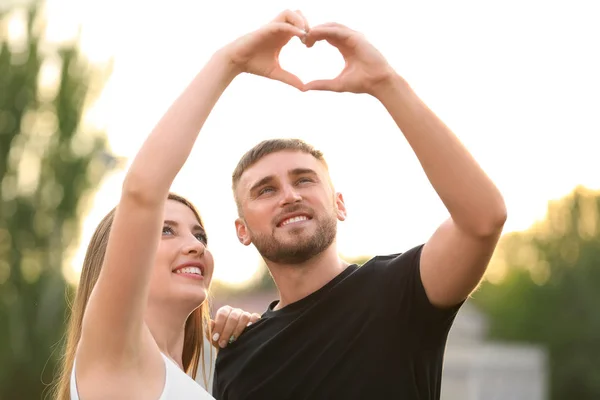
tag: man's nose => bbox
[280,184,302,206]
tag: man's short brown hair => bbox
[232,139,329,211]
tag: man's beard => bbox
[249,211,337,265]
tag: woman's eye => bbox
[162,226,174,235]
[195,233,208,244]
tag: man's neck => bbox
[267,244,350,310]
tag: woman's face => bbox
[148,199,214,312]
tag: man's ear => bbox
[235,218,252,246]
[335,192,347,221]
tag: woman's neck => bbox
[144,302,191,368]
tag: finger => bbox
[211,305,231,344]
[316,22,351,30]
[265,22,307,42]
[303,79,343,93]
[295,10,310,32]
[231,312,252,341]
[304,25,352,48]
[273,9,307,33]
[219,308,243,348]
[249,313,261,325]
[271,67,304,91]
[295,10,310,44]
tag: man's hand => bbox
[302,23,395,96]
[223,10,309,90]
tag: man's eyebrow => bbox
[249,175,275,193]
[289,168,317,176]
[248,168,319,194]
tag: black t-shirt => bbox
[213,244,463,400]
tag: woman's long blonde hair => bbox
[51,193,213,399]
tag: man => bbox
[212,12,507,400]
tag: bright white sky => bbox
[34,0,600,286]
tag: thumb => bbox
[303,78,342,92]
[270,67,304,90]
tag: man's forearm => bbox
[374,74,506,236]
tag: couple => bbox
[55,9,506,400]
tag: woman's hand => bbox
[211,305,262,348]
[222,9,309,90]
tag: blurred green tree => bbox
[0,2,113,398]
[473,186,600,400]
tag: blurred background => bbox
[1,0,599,399]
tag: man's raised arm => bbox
[303,23,507,308]
[375,76,507,308]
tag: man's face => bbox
[235,151,347,264]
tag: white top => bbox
[70,353,215,400]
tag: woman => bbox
[52,9,308,400]
[53,192,258,399]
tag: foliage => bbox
[473,186,600,399]
[0,2,112,398]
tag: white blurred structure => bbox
[441,303,548,400]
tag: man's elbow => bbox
[485,203,507,235]
[473,199,507,238]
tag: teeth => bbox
[281,216,308,226]
[174,267,202,275]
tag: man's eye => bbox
[259,187,275,195]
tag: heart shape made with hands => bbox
[278,38,345,86]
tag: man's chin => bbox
[264,249,315,265]
[277,223,314,236]
[274,233,314,249]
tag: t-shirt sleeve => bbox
[376,244,464,345]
